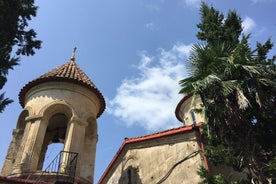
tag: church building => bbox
[97,95,208,184]
[0,51,212,183]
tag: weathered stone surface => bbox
[100,129,205,184]
[1,59,104,184]
[175,95,204,126]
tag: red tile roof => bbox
[19,59,105,117]
[124,124,196,143]
[98,124,203,184]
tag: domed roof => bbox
[175,94,191,122]
[19,55,105,117]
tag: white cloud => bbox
[251,0,272,4]
[145,22,158,31]
[242,16,257,33]
[108,43,192,132]
[182,0,202,8]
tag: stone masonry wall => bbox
[103,130,204,184]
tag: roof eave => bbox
[19,78,106,118]
[175,94,192,122]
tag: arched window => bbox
[190,111,196,124]
[37,113,68,170]
[42,143,64,170]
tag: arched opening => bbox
[37,113,68,170]
[16,109,30,130]
[15,109,30,148]
[118,166,142,184]
[42,142,64,170]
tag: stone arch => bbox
[14,107,33,162]
[39,100,74,122]
[36,101,74,170]
[16,106,33,130]
[122,155,138,171]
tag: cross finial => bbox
[71,47,77,61]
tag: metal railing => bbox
[27,151,78,184]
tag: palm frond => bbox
[189,93,197,109]
[257,78,276,88]
[193,74,221,93]
[179,76,197,94]
[241,65,261,76]
[255,91,262,107]
[236,88,250,110]
[0,92,13,113]
[221,80,238,96]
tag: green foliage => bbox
[0,0,41,112]
[198,167,250,184]
[180,3,276,183]
[197,2,242,47]
[269,157,276,179]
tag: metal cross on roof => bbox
[71,47,77,61]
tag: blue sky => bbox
[0,0,275,183]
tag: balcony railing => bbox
[27,151,78,184]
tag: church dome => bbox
[175,95,204,125]
[19,56,105,117]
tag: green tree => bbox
[0,0,41,112]
[179,3,276,183]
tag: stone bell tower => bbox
[1,49,105,184]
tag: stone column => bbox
[11,119,32,175]
[80,133,98,181]
[62,116,87,176]
[79,117,98,182]
[12,116,46,174]
[1,128,24,175]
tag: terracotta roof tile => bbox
[19,60,105,117]
[124,124,194,143]
[38,60,97,87]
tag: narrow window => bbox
[128,168,131,184]
[190,111,196,124]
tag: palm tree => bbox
[179,36,276,183]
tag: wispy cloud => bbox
[182,0,202,8]
[108,43,192,132]
[251,0,273,4]
[242,16,256,33]
[145,22,158,31]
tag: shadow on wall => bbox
[118,166,142,184]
